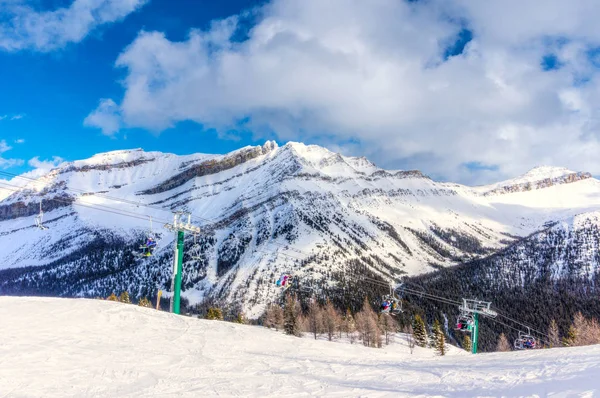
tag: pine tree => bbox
[463,335,472,352]
[562,325,576,347]
[412,315,428,348]
[138,297,152,308]
[118,291,131,304]
[107,292,118,302]
[496,333,511,352]
[235,312,246,324]
[283,294,302,337]
[433,319,446,356]
[548,319,560,348]
[206,307,224,320]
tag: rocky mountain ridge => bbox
[0,141,599,317]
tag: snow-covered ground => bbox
[0,297,598,397]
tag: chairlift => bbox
[35,201,49,230]
[275,273,293,289]
[135,217,157,258]
[380,284,403,316]
[455,314,474,332]
[514,328,537,350]
[190,233,202,260]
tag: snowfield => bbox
[0,297,598,397]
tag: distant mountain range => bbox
[1,141,598,321]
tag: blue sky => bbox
[1,0,600,184]
[0,0,270,176]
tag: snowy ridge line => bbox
[0,170,213,225]
[0,180,172,225]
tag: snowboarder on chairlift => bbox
[380,299,391,312]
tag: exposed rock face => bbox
[140,142,278,195]
[482,171,592,196]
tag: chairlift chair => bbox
[190,233,203,260]
[380,284,403,316]
[35,201,49,230]
[455,314,474,332]
[136,217,157,258]
[514,329,537,350]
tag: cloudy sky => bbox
[1,0,599,184]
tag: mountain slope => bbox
[1,296,598,397]
[0,141,599,316]
[409,211,600,351]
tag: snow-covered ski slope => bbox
[0,297,598,398]
[1,141,600,316]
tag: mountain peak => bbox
[520,166,577,180]
[480,165,592,196]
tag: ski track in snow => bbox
[0,297,598,398]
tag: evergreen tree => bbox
[496,333,511,352]
[118,291,131,304]
[206,307,224,320]
[412,315,428,348]
[562,325,576,347]
[463,335,472,352]
[235,312,246,324]
[548,319,560,348]
[138,297,152,308]
[107,292,118,302]
[433,319,446,356]
[283,294,302,337]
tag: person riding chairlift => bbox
[380,299,392,313]
[276,274,290,287]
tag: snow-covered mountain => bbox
[1,141,599,317]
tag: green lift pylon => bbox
[459,299,496,354]
[165,212,201,315]
[471,312,479,354]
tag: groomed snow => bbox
[1,297,598,397]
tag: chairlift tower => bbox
[164,211,201,315]
[459,298,497,354]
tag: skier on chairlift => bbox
[140,236,157,257]
[276,274,291,288]
[380,298,392,313]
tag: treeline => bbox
[261,294,447,355]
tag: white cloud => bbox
[0,0,148,52]
[28,156,65,171]
[10,114,24,120]
[14,139,25,144]
[0,115,7,121]
[0,139,24,169]
[84,98,121,136]
[87,0,600,183]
